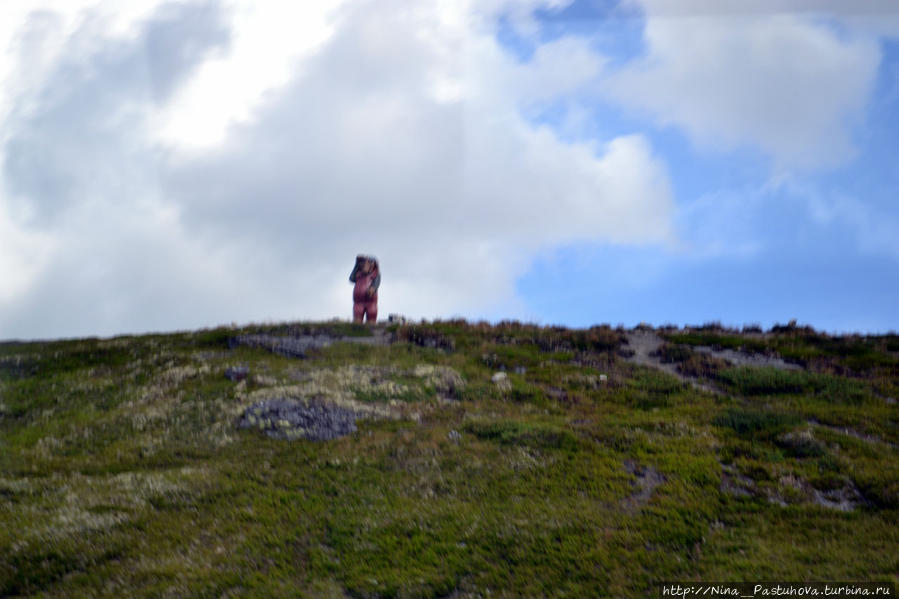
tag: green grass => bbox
[665,332,767,353]
[1,320,896,597]
[463,420,581,451]
[715,366,872,403]
[713,407,801,438]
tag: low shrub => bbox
[463,420,579,452]
[396,325,455,351]
[715,367,871,403]
[713,408,800,438]
[776,430,826,458]
[656,343,728,379]
[716,367,807,395]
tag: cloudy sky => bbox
[1,0,898,339]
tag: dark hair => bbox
[356,254,378,267]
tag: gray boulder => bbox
[236,398,357,441]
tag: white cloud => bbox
[153,1,345,148]
[766,176,899,259]
[164,0,674,321]
[0,0,674,338]
[627,0,899,17]
[0,1,162,122]
[0,206,56,305]
[608,0,883,169]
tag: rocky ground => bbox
[230,327,393,357]
[236,398,358,441]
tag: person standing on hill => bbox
[349,255,380,323]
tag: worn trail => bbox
[620,329,803,393]
[621,330,683,380]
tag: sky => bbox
[1,0,898,339]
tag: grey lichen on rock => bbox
[236,398,357,441]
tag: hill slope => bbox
[1,320,897,597]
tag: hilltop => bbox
[1,320,897,597]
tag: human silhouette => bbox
[349,254,380,323]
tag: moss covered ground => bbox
[1,320,896,597]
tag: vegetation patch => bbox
[776,429,826,458]
[1,320,896,597]
[396,323,456,351]
[713,407,800,438]
[665,331,766,353]
[715,366,871,403]
[665,323,899,376]
[463,420,580,452]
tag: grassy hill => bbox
[1,320,897,597]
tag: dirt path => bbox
[622,330,720,393]
[620,329,803,393]
[621,330,684,380]
[622,460,665,511]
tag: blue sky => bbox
[508,1,899,332]
[0,0,897,338]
